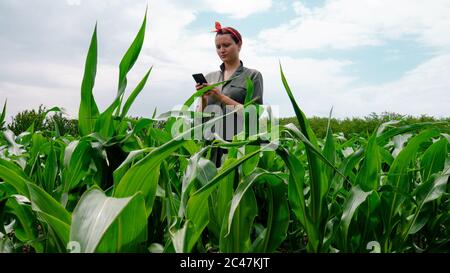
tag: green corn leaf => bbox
[37,211,71,249]
[382,129,441,245]
[283,123,345,179]
[377,122,443,145]
[207,158,234,241]
[225,168,284,236]
[178,147,215,218]
[115,9,147,115]
[279,63,319,147]
[62,140,92,193]
[407,210,430,235]
[0,158,30,197]
[43,142,58,194]
[402,168,449,241]
[78,24,99,136]
[115,99,255,221]
[114,162,161,217]
[279,63,327,228]
[242,145,260,177]
[112,148,151,184]
[160,161,179,228]
[27,183,71,225]
[355,131,380,192]
[71,188,147,253]
[43,106,62,118]
[192,147,262,196]
[95,10,147,138]
[3,130,26,168]
[170,195,207,253]
[94,108,116,138]
[340,185,372,251]
[0,99,6,128]
[219,183,257,253]
[379,146,394,166]
[252,183,290,253]
[330,147,363,195]
[114,141,184,215]
[173,146,263,253]
[27,133,46,177]
[225,168,288,253]
[5,199,43,252]
[120,66,153,119]
[416,168,449,214]
[0,197,8,236]
[420,138,447,183]
[276,147,319,252]
[244,77,254,104]
[323,108,336,182]
[26,183,71,246]
[386,129,440,208]
[170,219,191,253]
[183,80,229,108]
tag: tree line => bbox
[5,105,449,139]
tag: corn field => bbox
[1,13,449,254]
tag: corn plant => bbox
[0,10,449,253]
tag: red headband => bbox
[212,21,242,44]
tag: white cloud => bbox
[240,38,358,117]
[260,0,450,51]
[248,0,450,118]
[273,1,289,13]
[0,0,207,119]
[0,82,80,122]
[242,36,450,118]
[345,54,450,117]
[66,0,81,6]
[293,2,312,17]
[202,0,272,19]
[246,52,450,119]
[268,52,450,119]
[1,0,449,122]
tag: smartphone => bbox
[192,73,208,85]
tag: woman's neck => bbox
[223,59,241,72]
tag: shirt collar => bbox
[220,60,244,73]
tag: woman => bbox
[195,22,264,167]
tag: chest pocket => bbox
[225,84,247,104]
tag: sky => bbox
[1,0,449,121]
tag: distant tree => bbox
[7,105,78,136]
[45,112,78,136]
[7,105,47,135]
[280,112,449,139]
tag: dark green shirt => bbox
[204,60,263,106]
[203,61,264,141]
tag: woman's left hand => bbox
[204,86,224,102]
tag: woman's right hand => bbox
[196,83,210,99]
[195,83,206,91]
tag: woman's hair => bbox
[213,22,242,45]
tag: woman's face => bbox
[215,34,241,63]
